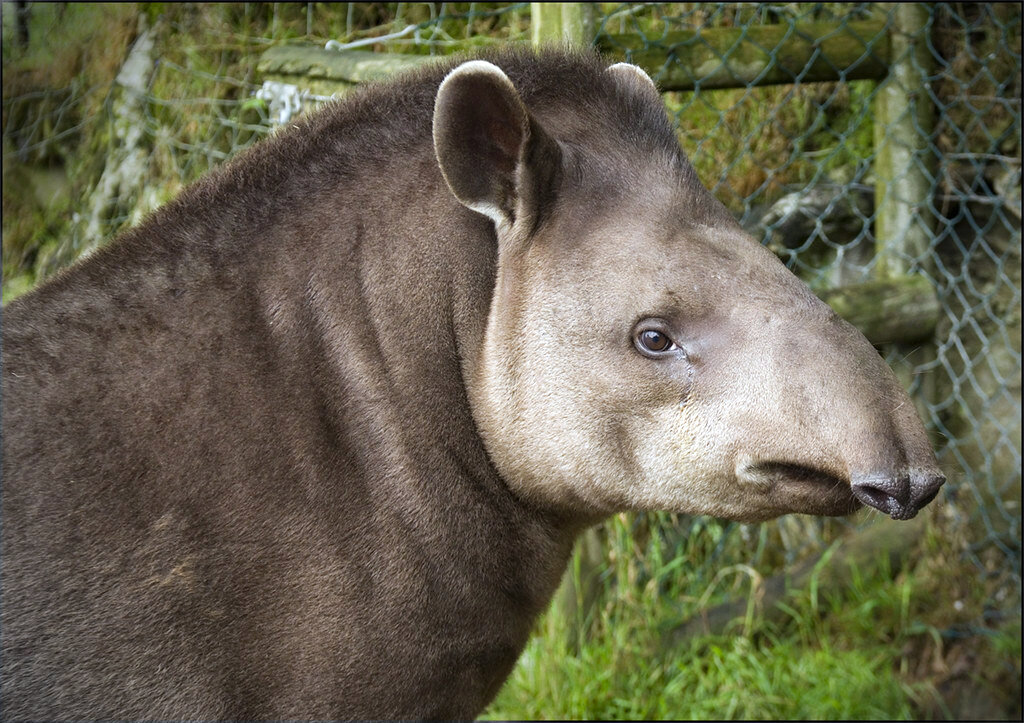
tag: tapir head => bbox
[432,57,944,524]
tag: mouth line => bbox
[740,460,849,491]
[737,459,861,517]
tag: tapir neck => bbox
[10,137,580,718]
[241,174,581,713]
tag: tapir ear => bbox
[606,62,660,98]
[433,60,561,233]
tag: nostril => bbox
[851,479,898,514]
[850,474,913,519]
[910,471,946,508]
[852,471,945,520]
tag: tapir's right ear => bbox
[433,60,561,234]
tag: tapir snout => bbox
[725,292,946,521]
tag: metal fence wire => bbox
[595,3,1022,588]
[1,3,1020,604]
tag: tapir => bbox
[1,48,944,720]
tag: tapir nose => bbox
[850,470,945,520]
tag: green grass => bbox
[482,510,1020,720]
[484,608,922,719]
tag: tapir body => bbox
[1,49,943,719]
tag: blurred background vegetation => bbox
[2,3,1020,719]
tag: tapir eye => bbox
[633,322,680,358]
[639,330,672,352]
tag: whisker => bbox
[896,346,922,364]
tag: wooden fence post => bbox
[872,3,939,435]
[531,3,596,47]
[873,3,937,279]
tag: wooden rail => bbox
[596,19,890,90]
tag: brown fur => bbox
[1,48,942,719]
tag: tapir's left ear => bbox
[433,60,561,234]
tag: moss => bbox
[664,84,823,214]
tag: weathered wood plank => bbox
[257,45,435,85]
[260,17,890,94]
[596,19,890,90]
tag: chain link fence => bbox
[2,2,1020,617]
[596,2,1022,598]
